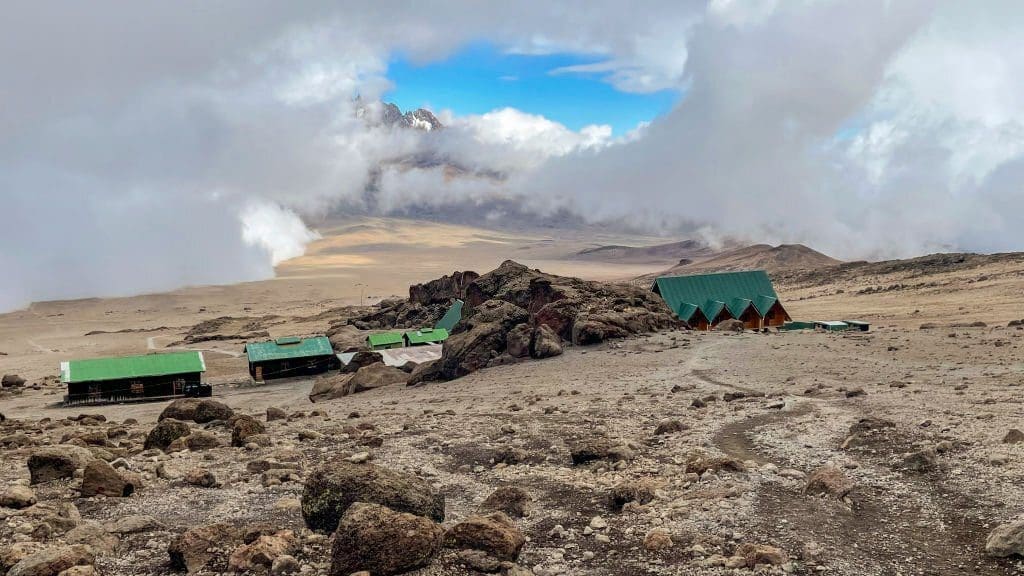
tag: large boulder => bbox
[80,460,139,497]
[302,461,444,533]
[6,545,94,576]
[437,300,530,380]
[144,419,192,451]
[168,523,240,573]
[531,324,563,359]
[312,362,409,402]
[443,512,525,561]
[506,324,532,358]
[714,319,746,332]
[340,351,384,374]
[159,399,234,423]
[329,503,444,576]
[27,445,94,484]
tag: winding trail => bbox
[145,334,243,358]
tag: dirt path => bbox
[709,401,1015,575]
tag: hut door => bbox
[172,379,184,395]
[255,366,263,381]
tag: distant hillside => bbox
[636,243,840,283]
[572,240,717,265]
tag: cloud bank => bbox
[3,0,1024,310]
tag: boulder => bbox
[0,543,46,574]
[480,486,532,518]
[340,351,384,374]
[2,374,26,388]
[902,448,938,473]
[1003,429,1024,444]
[506,324,532,358]
[329,502,444,576]
[158,399,202,422]
[346,363,409,395]
[167,430,223,452]
[27,445,94,484]
[184,468,219,488]
[6,546,94,576]
[104,515,164,535]
[231,415,266,447]
[144,419,192,451]
[734,543,788,568]
[438,301,530,380]
[228,530,297,572]
[406,360,442,386]
[805,466,854,499]
[409,270,478,305]
[987,518,1024,557]
[531,324,563,359]
[443,512,525,561]
[643,529,673,552]
[63,522,119,555]
[158,399,234,423]
[610,479,657,510]
[81,460,138,497]
[654,418,688,435]
[568,437,636,465]
[168,523,240,574]
[266,407,287,422]
[302,461,444,533]
[0,486,37,509]
[714,319,746,332]
[191,400,234,423]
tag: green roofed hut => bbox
[404,328,449,346]
[244,336,339,381]
[61,351,207,406]
[652,270,791,330]
[367,332,404,351]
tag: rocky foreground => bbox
[4,317,1024,575]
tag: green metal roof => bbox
[653,270,782,323]
[61,351,205,384]
[434,299,464,332]
[367,332,404,347]
[404,328,449,345]
[245,336,333,363]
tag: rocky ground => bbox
[4,318,1024,575]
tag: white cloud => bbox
[241,202,322,265]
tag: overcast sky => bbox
[2,1,1023,311]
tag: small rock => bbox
[0,486,38,509]
[444,512,526,561]
[643,529,673,552]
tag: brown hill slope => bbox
[571,239,717,264]
[640,243,840,281]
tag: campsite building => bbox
[404,328,449,346]
[652,270,791,330]
[61,351,207,406]
[367,332,405,351]
[244,336,339,381]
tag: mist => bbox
[3,1,1024,311]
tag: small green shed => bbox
[367,332,405,350]
[404,328,449,346]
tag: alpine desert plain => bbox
[2,217,1024,576]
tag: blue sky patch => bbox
[385,42,680,135]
